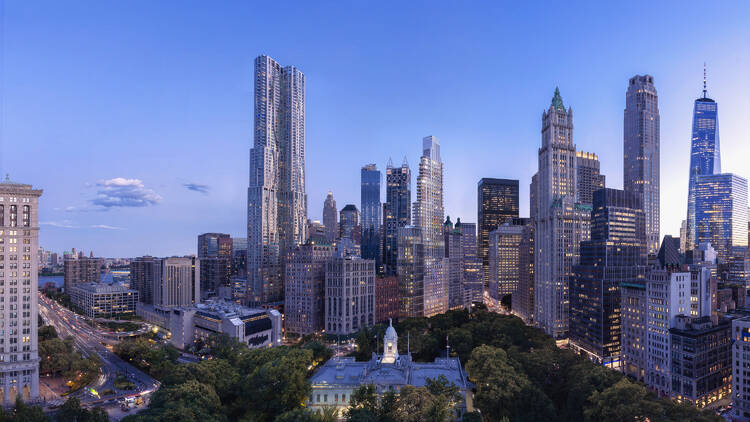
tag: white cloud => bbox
[91,178,162,209]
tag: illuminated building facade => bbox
[478,178,519,287]
[284,243,334,336]
[383,159,411,276]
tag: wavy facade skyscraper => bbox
[686,74,721,251]
[247,55,307,305]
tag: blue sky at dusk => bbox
[2,1,749,257]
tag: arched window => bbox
[22,206,30,227]
[9,206,16,227]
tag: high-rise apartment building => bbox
[456,221,483,305]
[130,256,163,305]
[375,276,399,323]
[621,280,647,382]
[284,243,333,336]
[398,226,424,318]
[534,88,591,339]
[197,233,232,259]
[624,75,660,255]
[478,178,519,287]
[686,76,721,250]
[414,136,447,317]
[488,218,532,303]
[247,55,307,306]
[383,159,411,276]
[575,151,605,206]
[694,173,748,281]
[231,237,247,277]
[323,191,338,244]
[154,257,201,308]
[63,253,102,292]
[361,164,381,269]
[569,189,646,368]
[325,257,375,335]
[0,180,41,404]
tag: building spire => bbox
[703,62,707,98]
[387,157,394,169]
[551,87,565,111]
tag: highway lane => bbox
[38,293,160,409]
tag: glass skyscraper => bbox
[383,158,411,276]
[361,164,381,269]
[686,84,720,250]
[694,173,748,280]
[477,178,519,288]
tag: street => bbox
[38,293,159,418]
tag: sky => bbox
[1,1,749,257]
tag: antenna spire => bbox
[703,62,707,98]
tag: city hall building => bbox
[308,321,473,416]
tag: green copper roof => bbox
[551,87,565,111]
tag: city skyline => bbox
[3,2,750,257]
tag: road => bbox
[38,293,159,416]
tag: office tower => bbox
[375,276,399,323]
[669,315,731,408]
[306,220,326,244]
[488,218,531,304]
[534,88,591,339]
[415,136,448,317]
[680,220,688,253]
[569,189,646,367]
[0,180,41,403]
[197,233,232,299]
[511,222,535,323]
[154,257,201,308]
[694,173,748,281]
[324,256,375,335]
[575,151,605,206]
[645,268,712,395]
[621,279,647,382]
[657,235,682,268]
[361,164,381,269]
[732,317,750,420]
[686,71,721,250]
[624,75,660,255]
[398,226,424,318]
[530,174,538,222]
[323,191,338,244]
[231,237,248,277]
[197,233,232,259]
[383,158,411,276]
[339,204,360,241]
[443,217,464,310]
[284,243,333,336]
[478,178,519,287]
[63,253,102,291]
[130,256,163,305]
[247,55,307,306]
[456,220,483,305]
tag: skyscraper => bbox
[131,256,163,305]
[398,226,424,318]
[361,164,381,268]
[456,220,483,305]
[414,136,448,317]
[569,188,646,368]
[575,151,605,206]
[0,180,41,404]
[339,204,360,241]
[383,158,411,276]
[686,71,721,251]
[488,218,531,303]
[534,88,591,339]
[478,178,519,287]
[443,217,464,310]
[198,233,232,299]
[285,243,333,336]
[512,222,535,324]
[694,173,748,281]
[624,75,660,254]
[323,191,338,244]
[247,55,307,305]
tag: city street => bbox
[38,293,159,418]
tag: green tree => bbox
[145,380,225,422]
[39,325,58,342]
[465,345,530,420]
[584,378,663,422]
[462,411,483,422]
